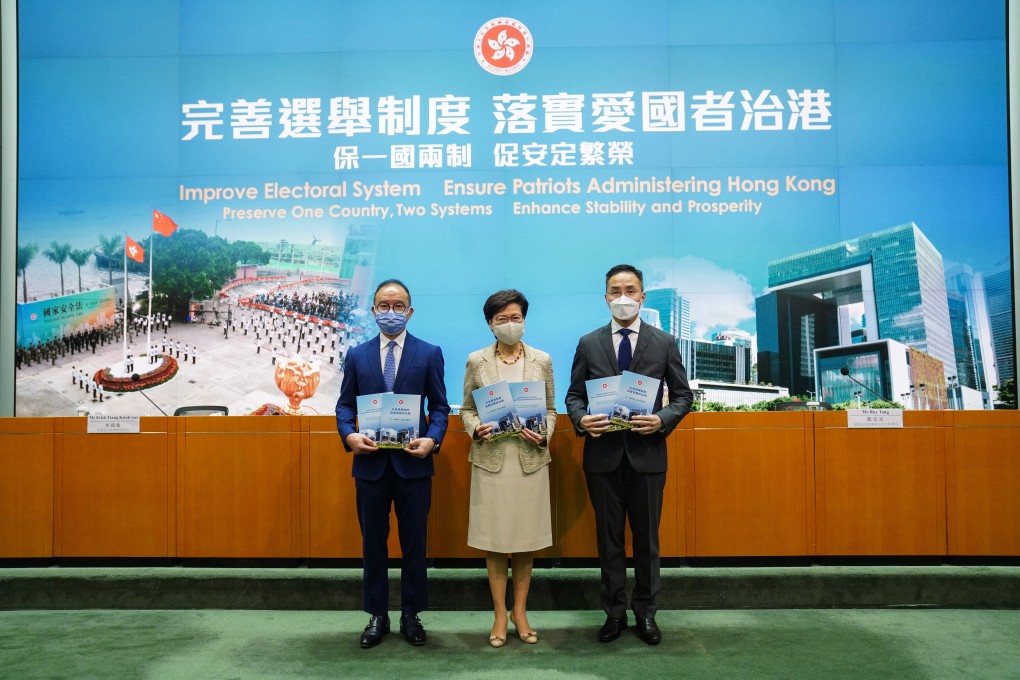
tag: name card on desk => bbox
[847,409,904,429]
[87,415,141,434]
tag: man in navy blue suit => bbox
[335,279,450,648]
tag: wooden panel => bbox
[306,415,407,559]
[430,419,480,559]
[815,411,945,556]
[308,428,364,558]
[551,414,688,559]
[690,412,814,556]
[3,410,1019,560]
[0,419,54,558]
[672,418,693,558]
[946,411,1020,555]
[180,417,298,557]
[551,425,597,557]
[59,417,172,557]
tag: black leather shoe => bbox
[598,616,627,642]
[360,615,390,648]
[635,618,662,645]
[399,614,427,646]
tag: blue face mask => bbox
[375,311,408,336]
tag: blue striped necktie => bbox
[383,340,396,391]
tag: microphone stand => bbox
[130,373,169,416]
[839,366,889,403]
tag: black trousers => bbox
[585,455,665,619]
[355,458,431,617]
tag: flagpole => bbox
[122,232,128,371]
[147,232,153,364]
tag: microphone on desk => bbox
[130,373,169,416]
[839,366,889,403]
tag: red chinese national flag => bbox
[153,209,178,237]
[125,236,145,263]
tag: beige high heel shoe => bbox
[510,613,539,644]
[489,616,507,648]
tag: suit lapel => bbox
[598,324,620,374]
[522,343,541,382]
[630,324,651,370]
[366,334,384,390]
[392,333,418,392]
[479,343,500,386]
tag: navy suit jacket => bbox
[335,332,450,481]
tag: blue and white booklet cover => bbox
[377,393,421,449]
[611,371,661,429]
[472,381,521,440]
[509,381,547,435]
[585,375,627,432]
[356,393,384,443]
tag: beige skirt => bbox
[467,453,552,553]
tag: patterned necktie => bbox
[618,328,632,372]
[383,340,397,391]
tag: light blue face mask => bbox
[375,310,408,335]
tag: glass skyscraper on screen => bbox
[984,269,1015,384]
[756,222,954,396]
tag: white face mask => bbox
[609,295,641,321]
[491,321,525,345]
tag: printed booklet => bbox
[584,375,627,432]
[509,381,547,435]
[357,392,421,449]
[472,381,522,440]
[610,371,660,429]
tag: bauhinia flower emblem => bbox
[488,30,521,62]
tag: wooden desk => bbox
[1,412,1017,559]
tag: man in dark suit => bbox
[565,264,693,645]
[335,279,450,648]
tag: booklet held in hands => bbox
[585,375,627,432]
[611,371,661,429]
[472,381,521,440]
[585,371,660,431]
[357,392,421,449]
[509,381,548,435]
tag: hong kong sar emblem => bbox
[474,17,533,76]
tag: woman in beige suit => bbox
[460,289,556,648]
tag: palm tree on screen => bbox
[97,234,120,286]
[69,248,93,293]
[44,241,73,296]
[17,243,39,303]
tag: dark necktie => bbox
[383,340,396,391]
[618,328,632,372]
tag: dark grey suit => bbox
[565,321,693,619]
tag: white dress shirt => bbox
[610,317,642,357]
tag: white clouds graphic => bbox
[640,256,757,340]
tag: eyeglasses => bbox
[375,302,407,313]
[492,315,524,325]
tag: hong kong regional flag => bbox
[152,209,178,237]
[125,236,145,263]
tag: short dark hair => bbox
[373,279,411,305]
[483,289,529,323]
[605,264,643,290]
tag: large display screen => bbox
[14,1,1011,416]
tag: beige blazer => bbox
[460,342,556,474]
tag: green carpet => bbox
[1,609,1018,680]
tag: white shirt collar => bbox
[380,330,407,349]
[611,317,642,335]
